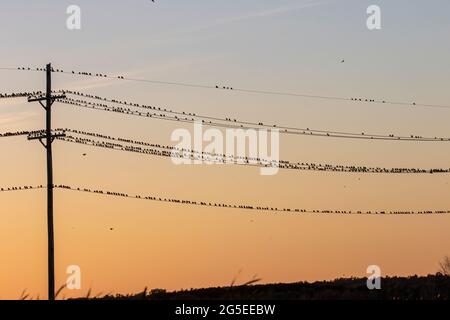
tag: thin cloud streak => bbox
[0,111,38,127]
[0,98,29,107]
[209,0,332,28]
[167,1,333,40]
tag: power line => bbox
[0,91,43,100]
[0,67,19,71]
[0,131,32,138]
[3,88,449,141]
[56,129,450,174]
[62,90,444,140]
[6,66,450,109]
[0,130,62,140]
[2,183,448,215]
[4,127,448,174]
[0,67,43,73]
[0,185,45,192]
[57,96,450,142]
[56,185,449,215]
[3,87,447,141]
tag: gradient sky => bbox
[1,0,450,299]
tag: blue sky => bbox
[1,0,450,98]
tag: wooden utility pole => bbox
[28,63,66,300]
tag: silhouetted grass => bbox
[19,273,450,300]
[83,274,450,301]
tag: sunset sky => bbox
[1,0,450,299]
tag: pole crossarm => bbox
[28,94,66,102]
[28,94,66,109]
[27,131,66,148]
[28,132,66,140]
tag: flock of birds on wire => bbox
[1,67,450,214]
[2,87,450,141]
[14,65,450,109]
[1,184,449,215]
[54,90,450,142]
[58,129,450,174]
[2,127,449,174]
[2,87,450,174]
